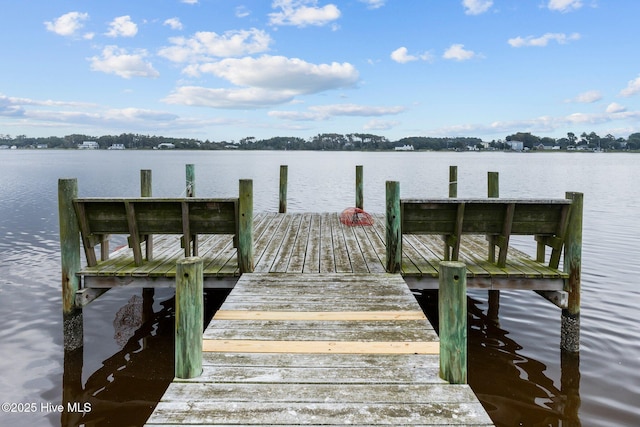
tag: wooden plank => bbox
[319,212,336,273]
[213,310,427,321]
[303,214,321,273]
[203,339,439,354]
[147,401,492,425]
[286,213,311,272]
[342,221,369,273]
[270,213,303,272]
[253,214,292,272]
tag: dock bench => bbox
[73,198,244,267]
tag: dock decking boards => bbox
[79,212,567,291]
[145,273,494,426]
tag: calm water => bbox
[0,150,638,426]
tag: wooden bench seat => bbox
[73,197,251,271]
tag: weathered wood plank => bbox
[320,212,337,273]
[147,401,493,425]
[270,213,303,272]
[303,214,321,273]
[202,339,439,354]
[213,310,426,321]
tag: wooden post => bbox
[487,171,500,325]
[185,164,195,197]
[58,178,83,351]
[279,165,288,213]
[185,164,197,255]
[487,172,499,198]
[238,179,254,273]
[439,261,467,384]
[175,257,203,379]
[385,181,401,273]
[562,192,583,353]
[141,169,153,261]
[449,166,457,198]
[356,165,364,209]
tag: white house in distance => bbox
[506,141,524,151]
[395,144,415,151]
[78,141,99,149]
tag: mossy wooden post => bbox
[562,192,583,353]
[141,169,153,261]
[58,178,83,351]
[487,172,500,325]
[356,165,364,209]
[385,181,401,273]
[449,166,458,198]
[439,261,467,384]
[185,164,195,197]
[279,165,288,213]
[175,257,203,379]
[185,164,197,255]
[238,179,254,273]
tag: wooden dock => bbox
[78,212,567,293]
[145,272,493,426]
[59,166,582,426]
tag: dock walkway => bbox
[146,272,493,426]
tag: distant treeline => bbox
[2,131,640,151]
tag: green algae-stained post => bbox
[238,179,254,273]
[487,171,499,198]
[562,191,583,353]
[385,181,401,273]
[141,169,153,261]
[175,257,203,379]
[439,261,467,384]
[356,165,363,209]
[279,165,288,213]
[58,178,83,351]
[186,164,195,197]
[449,165,457,198]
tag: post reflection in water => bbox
[60,289,229,427]
[417,291,581,427]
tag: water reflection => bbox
[416,291,581,427]
[60,289,227,427]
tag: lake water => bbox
[0,150,638,426]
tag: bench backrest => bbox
[387,197,574,270]
[73,198,245,268]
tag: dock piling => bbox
[449,166,457,198]
[562,191,583,353]
[175,257,203,379]
[439,261,467,384]
[356,165,363,209]
[238,179,254,273]
[186,164,195,197]
[58,178,83,351]
[385,181,401,273]
[141,169,153,260]
[279,165,287,213]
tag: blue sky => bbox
[2,0,640,142]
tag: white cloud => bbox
[236,6,251,18]
[359,0,385,9]
[269,0,341,27]
[508,32,580,47]
[270,103,404,121]
[89,46,159,79]
[44,12,89,37]
[390,47,432,64]
[443,44,478,61]
[620,75,640,97]
[158,28,272,62]
[106,16,138,38]
[164,18,183,31]
[190,55,359,94]
[606,103,626,114]
[547,0,583,12]
[364,119,399,130]
[181,0,198,4]
[462,0,493,15]
[163,86,296,109]
[566,90,602,103]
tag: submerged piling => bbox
[562,192,583,353]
